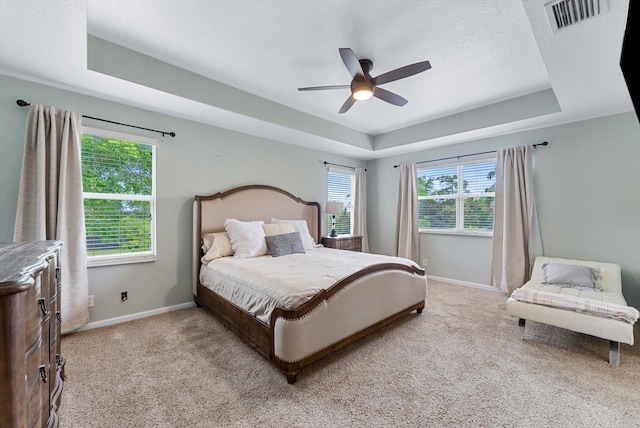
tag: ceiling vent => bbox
[544,0,608,33]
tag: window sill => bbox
[87,254,156,268]
[419,229,493,238]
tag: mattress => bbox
[199,247,420,324]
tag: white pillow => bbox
[262,223,296,236]
[224,219,268,259]
[271,218,315,250]
[202,232,226,252]
[201,232,233,264]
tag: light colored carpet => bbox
[59,280,640,427]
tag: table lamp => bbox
[325,201,344,237]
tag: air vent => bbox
[544,0,608,33]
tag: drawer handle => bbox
[39,365,47,383]
[56,311,62,323]
[56,266,60,280]
[38,298,50,318]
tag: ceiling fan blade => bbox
[338,96,356,114]
[373,87,408,107]
[298,85,350,91]
[339,48,364,78]
[372,60,431,86]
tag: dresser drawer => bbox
[26,339,43,428]
[47,255,57,299]
[340,239,361,251]
[25,278,43,352]
[49,294,58,344]
[321,236,363,252]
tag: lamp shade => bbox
[325,201,344,215]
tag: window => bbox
[417,159,496,235]
[81,127,156,266]
[327,168,354,235]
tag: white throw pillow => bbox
[201,232,233,264]
[224,219,268,259]
[271,218,315,250]
[262,223,297,236]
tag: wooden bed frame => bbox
[192,185,427,383]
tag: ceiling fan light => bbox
[352,87,374,100]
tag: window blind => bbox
[327,170,353,235]
[81,130,156,261]
[417,159,496,233]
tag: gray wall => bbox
[0,75,365,324]
[367,112,640,309]
[2,74,639,324]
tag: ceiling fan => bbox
[298,48,431,114]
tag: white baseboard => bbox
[427,275,503,293]
[69,301,197,333]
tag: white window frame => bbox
[82,126,157,267]
[417,158,496,237]
[327,166,355,235]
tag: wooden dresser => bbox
[321,235,363,252]
[0,241,65,428]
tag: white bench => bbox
[506,256,637,366]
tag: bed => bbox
[192,185,427,383]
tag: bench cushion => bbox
[522,281,627,306]
[511,287,639,324]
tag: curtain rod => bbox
[393,141,548,168]
[16,99,176,138]
[324,161,366,171]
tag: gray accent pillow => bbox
[265,232,306,257]
[541,263,601,290]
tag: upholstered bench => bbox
[506,256,638,366]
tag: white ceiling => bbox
[0,0,633,160]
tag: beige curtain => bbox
[14,104,89,333]
[353,167,369,252]
[395,163,419,262]
[490,145,538,293]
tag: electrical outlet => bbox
[422,259,428,267]
[121,291,128,302]
[88,295,94,307]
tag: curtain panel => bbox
[490,145,541,294]
[14,104,90,333]
[353,167,369,253]
[395,163,419,263]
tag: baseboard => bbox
[68,301,197,333]
[427,275,503,293]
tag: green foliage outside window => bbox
[81,134,154,257]
[417,161,495,232]
[327,170,352,235]
[328,210,351,235]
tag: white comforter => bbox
[199,247,420,324]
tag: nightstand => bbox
[321,235,363,252]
